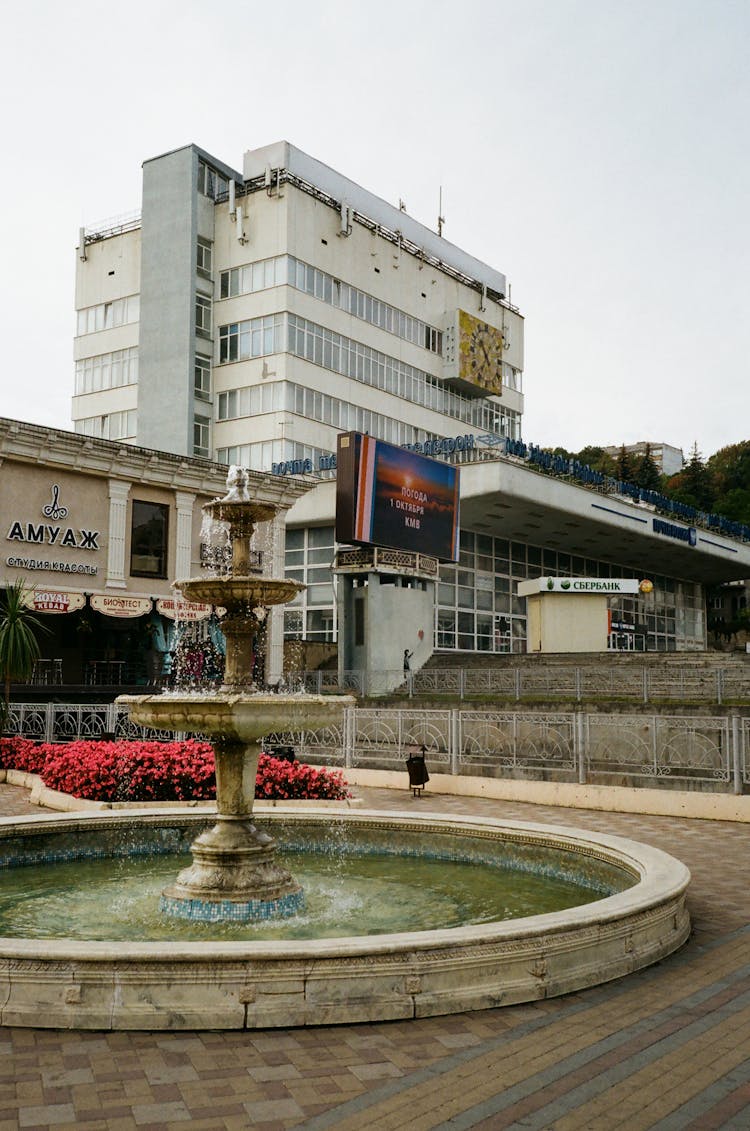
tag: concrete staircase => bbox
[424,649,749,671]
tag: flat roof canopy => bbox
[460,458,750,586]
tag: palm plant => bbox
[0,581,49,727]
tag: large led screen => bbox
[335,432,460,561]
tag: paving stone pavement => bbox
[1,781,749,1130]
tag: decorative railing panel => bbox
[517,667,579,699]
[585,714,731,783]
[5,703,49,741]
[582,667,646,700]
[262,725,346,768]
[462,669,518,697]
[719,669,750,702]
[350,709,452,770]
[410,667,463,696]
[458,712,576,773]
[5,703,184,744]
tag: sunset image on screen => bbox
[352,435,460,561]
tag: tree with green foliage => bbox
[706,442,750,524]
[615,444,637,483]
[667,442,714,510]
[635,444,663,492]
[574,446,616,476]
[709,487,750,525]
[707,441,750,491]
[0,581,48,725]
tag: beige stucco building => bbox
[0,418,304,688]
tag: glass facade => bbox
[435,532,704,653]
[76,295,139,336]
[283,525,705,653]
[74,410,136,442]
[215,316,520,459]
[74,347,138,394]
[283,526,336,642]
[219,254,444,355]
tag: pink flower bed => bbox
[254,752,351,801]
[0,737,350,803]
[0,737,47,775]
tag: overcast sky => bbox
[2,0,747,461]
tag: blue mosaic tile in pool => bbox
[0,825,193,870]
[160,889,305,922]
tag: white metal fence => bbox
[5,702,176,744]
[290,665,750,703]
[318,665,750,704]
[275,708,748,794]
[6,702,748,794]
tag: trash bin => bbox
[405,746,430,797]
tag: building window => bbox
[74,410,136,441]
[74,346,139,394]
[76,295,139,336]
[197,160,228,200]
[220,257,287,298]
[196,295,212,337]
[218,255,444,356]
[196,238,213,277]
[218,314,284,363]
[194,414,210,458]
[283,526,336,641]
[194,355,211,399]
[130,501,168,578]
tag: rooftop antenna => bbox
[437,186,445,237]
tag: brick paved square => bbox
[1,781,749,1131]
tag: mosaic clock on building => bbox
[458,310,504,396]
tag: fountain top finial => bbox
[204,466,278,532]
[224,465,251,502]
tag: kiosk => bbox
[519,577,645,654]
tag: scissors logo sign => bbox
[42,484,69,521]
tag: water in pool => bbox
[0,849,617,942]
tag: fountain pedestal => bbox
[160,739,303,920]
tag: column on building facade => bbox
[174,492,196,581]
[106,480,131,589]
[265,511,287,684]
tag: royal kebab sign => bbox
[23,590,87,614]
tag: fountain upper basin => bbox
[176,576,304,608]
[118,693,355,743]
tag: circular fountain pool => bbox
[0,808,690,1030]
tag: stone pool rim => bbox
[0,807,691,1029]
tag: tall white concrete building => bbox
[74,142,524,473]
[72,142,750,659]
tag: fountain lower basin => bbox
[0,807,690,1030]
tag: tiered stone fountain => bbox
[119,467,354,921]
[0,468,692,1030]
